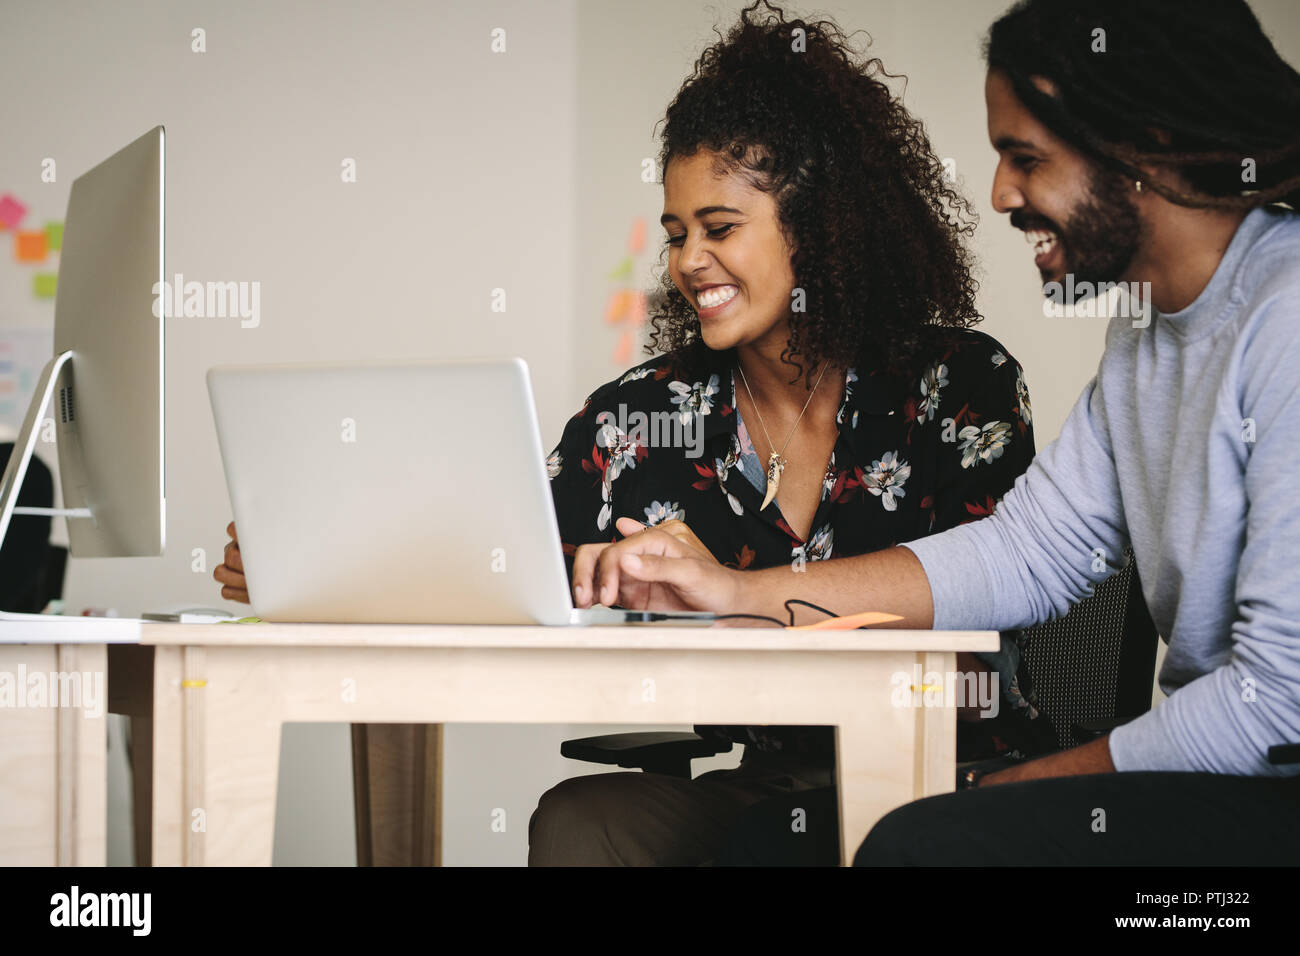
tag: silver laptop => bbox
[206,357,714,626]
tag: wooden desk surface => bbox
[139,621,999,651]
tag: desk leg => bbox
[54,644,107,865]
[0,644,106,865]
[182,646,284,866]
[836,651,956,865]
[148,646,185,866]
[141,644,280,866]
[351,724,442,866]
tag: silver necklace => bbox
[736,360,830,511]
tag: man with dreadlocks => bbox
[583,0,1300,865]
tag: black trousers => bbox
[715,772,1300,866]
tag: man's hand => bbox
[572,516,742,613]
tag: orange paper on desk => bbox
[787,611,903,630]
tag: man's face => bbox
[985,68,1143,289]
[661,150,798,353]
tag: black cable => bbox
[784,598,840,621]
[714,612,789,627]
[716,599,892,629]
[714,599,842,627]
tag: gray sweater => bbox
[902,205,1300,776]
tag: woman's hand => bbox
[615,516,717,562]
[213,521,251,604]
[572,515,741,613]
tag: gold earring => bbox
[1135,180,1143,193]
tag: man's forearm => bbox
[735,545,936,627]
[980,734,1117,787]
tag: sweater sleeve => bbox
[1108,294,1300,775]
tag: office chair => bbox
[0,442,66,613]
[559,546,1159,780]
[1021,546,1158,749]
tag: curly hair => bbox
[645,0,982,386]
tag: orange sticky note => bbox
[604,289,630,324]
[787,611,904,630]
[15,231,47,262]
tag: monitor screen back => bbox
[53,126,165,557]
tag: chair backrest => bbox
[0,441,54,612]
[1020,546,1160,752]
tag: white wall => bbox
[4,0,1296,865]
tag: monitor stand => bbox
[0,349,94,550]
[0,349,122,628]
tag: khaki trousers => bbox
[528,753,835,866]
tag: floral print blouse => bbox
[546,328,1056,764]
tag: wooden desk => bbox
[109,621,997,866]
[0,641,108,865]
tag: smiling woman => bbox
[525,0,1057,867]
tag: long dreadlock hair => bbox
[985,0,1300,210]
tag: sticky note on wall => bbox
[0,194,26,229]
[15,231,47,262]
[33,273,57,298]
[45,222,63,251]
[604,289,630,324]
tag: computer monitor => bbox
[0,126,165,560]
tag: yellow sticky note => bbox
[15,230,47,262]
[45,222,63,251]
[33,273,57,298]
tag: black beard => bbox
[1015,165,1143,291]
[1060,165,1143,287]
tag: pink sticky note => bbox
[0,194,27,230]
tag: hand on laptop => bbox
[213,520,251,604]
[572,515,741,614]
[617,516,713,559]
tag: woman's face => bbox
[661,150,798,355]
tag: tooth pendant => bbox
[760,453,786,511]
